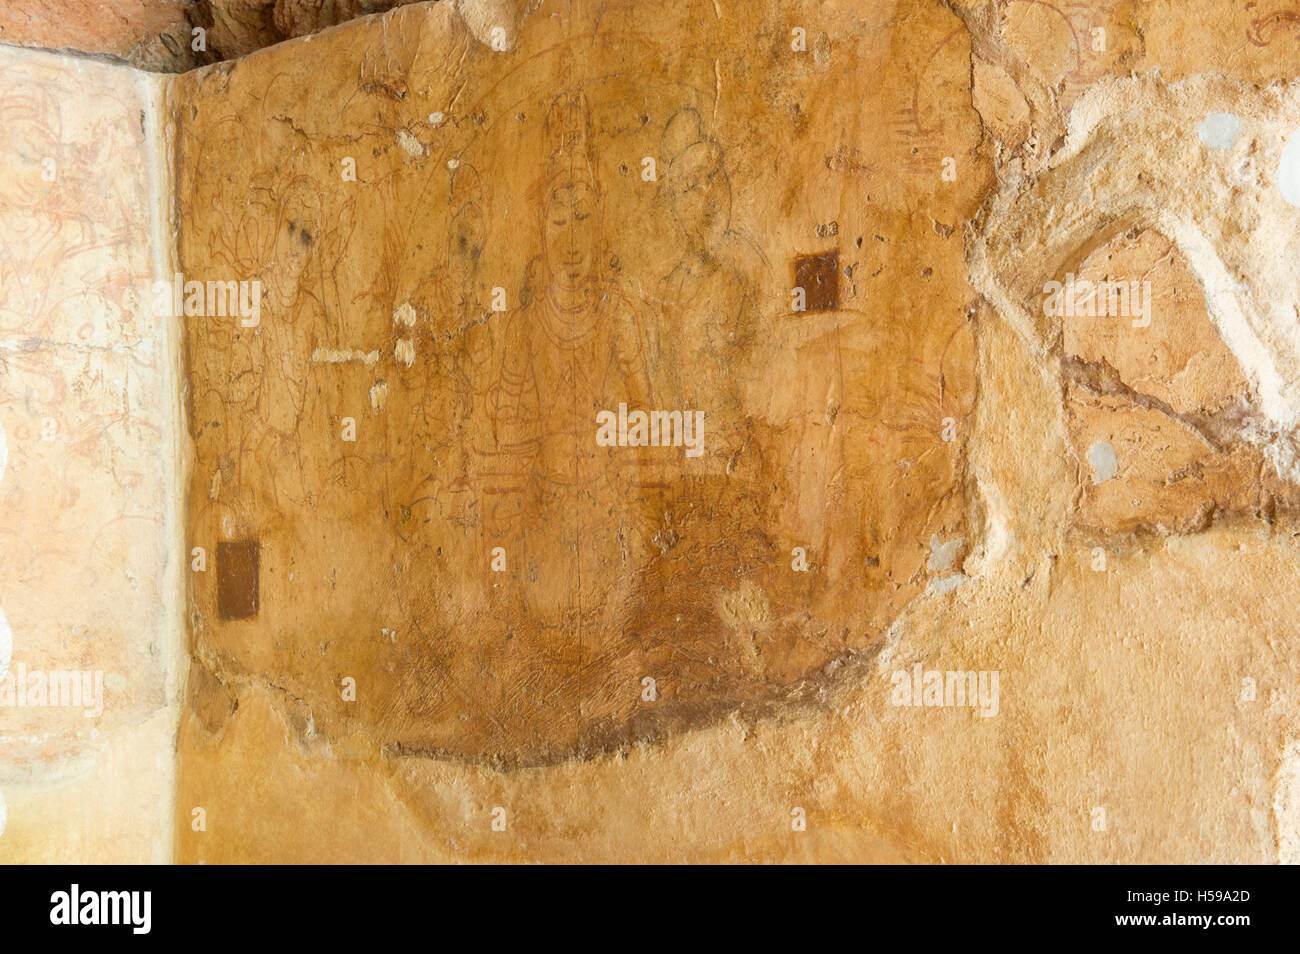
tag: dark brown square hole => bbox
[795,250,839,312]
[217,540,259,620]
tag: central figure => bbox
[485,140,659,669]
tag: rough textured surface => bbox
[0,0,195,71]
[170,0,975,774]
[0,0,422,72]
[6,0,1300,864]
[165,0,1300,863]
[0,46,180,863]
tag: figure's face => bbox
[0,121,57,210]
[271,198,316,303]
[543,181,599,296]
[669,141,730,252]
[448,202,484,306]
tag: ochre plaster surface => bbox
[5,0,1300,864]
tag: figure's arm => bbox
[610,304,668,498]
[480,315,537,535]
[615,301,657,410]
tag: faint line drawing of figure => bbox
[483,137,657,663]
[395,163,489,530]
[0,81,81,337]
[0,80,128,345]
[0,78,156,561]
[0,73,168,789]
[230,173,349,515]
[637,107,781,680]
[656,107,766,445]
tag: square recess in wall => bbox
[217,540,260,620]
[795,249,840,311]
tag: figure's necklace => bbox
[543,282,599,344]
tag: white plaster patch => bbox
[1087,440,1118,483]
[311,348,380,366]
[1274,740,1300,863]
[369,380,389,411]
[454,0,516,48]
[396,129,425,158]
[969,475,1016,569]
[395,339,416,367]
[393,301,417,327]
[1198,112,1241,150]
[928,535,965,573]
[925,574,967,596]
[1279,131,1300,208]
